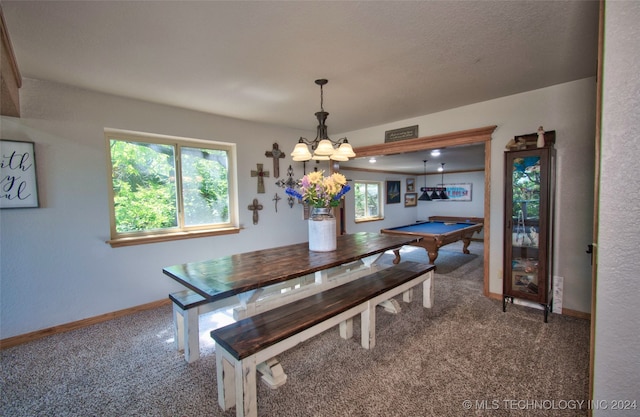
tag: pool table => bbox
[381,217,483,264]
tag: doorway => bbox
[337,125,496,296]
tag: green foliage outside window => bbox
[109,139,230,234]
[354,181,382,220]
[512,156,541,222]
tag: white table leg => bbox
[339,318,354,339]
[403,288,414,303]
[256,357,287,388]
[234,289,262,320]
[184,307,200,363]
[172,304,184,352]
[379,299,401,314]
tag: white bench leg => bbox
[360,303,376,350]
[216,349,236,410]
[423,276,434,308]
[237,356,258,417]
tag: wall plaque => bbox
[384,125,419,143]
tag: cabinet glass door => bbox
[509,155,541,296]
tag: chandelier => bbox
[418,160,449,201]
[290,79,356,162]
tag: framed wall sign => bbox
[438,183,472,201]
[1,140,40,208]
[384,125,419,143]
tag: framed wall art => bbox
[1,140,40,208]
[406,178,415,192]
[404,193,417,207]
[386,180,401,204]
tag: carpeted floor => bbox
[0,241,590,416]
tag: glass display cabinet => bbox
[503,131,556,322]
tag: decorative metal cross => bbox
[275,165,297,189]
[251,163,269,193]
[248,198,263,225]
[273,193,281,212]
[265,143,285,178]
[275,165,298,208]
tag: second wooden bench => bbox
[210,261,435,417]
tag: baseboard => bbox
[561,307,591,320]
[0,298,171,350]
[488,292,591,320]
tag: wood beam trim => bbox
[352,125,497,158]
[1,6,22,117]
[0,6,22,87]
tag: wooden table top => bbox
[163,232,418,301]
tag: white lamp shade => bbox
[314,139,335,156]
[311,153,330,161]
[337,142,356,158]
[291,143,312,161]
[329,152,349,161]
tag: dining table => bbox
[162,232,420,362]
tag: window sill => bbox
[106,227,241,248]
[354,217,384,224]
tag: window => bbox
[105,129,238,246]
[354,181,384,222]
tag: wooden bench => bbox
[210,261,435,417]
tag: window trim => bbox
[105,128,239,247]
[354,180,384,223]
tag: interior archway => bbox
[336,125,497,296]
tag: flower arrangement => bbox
[286,170,351,208]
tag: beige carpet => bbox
[1,242,590,416]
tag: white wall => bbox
[339,77,597,312]
[0,76,596,340]
[593,1,640,414]
[415,171,485,224]
[339,170,418,234]
[0,78,314,339]
[340,169,484,234]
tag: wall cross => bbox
[251,163,270,193]
[265,143,285,178]
[248,198,263,225]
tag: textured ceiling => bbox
[2,1,598,173]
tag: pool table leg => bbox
[427,250,438,265]
[392,249,401,264]
[462,237,472,254]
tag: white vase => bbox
[308,207,337,252]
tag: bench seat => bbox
[211,261,435,417]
